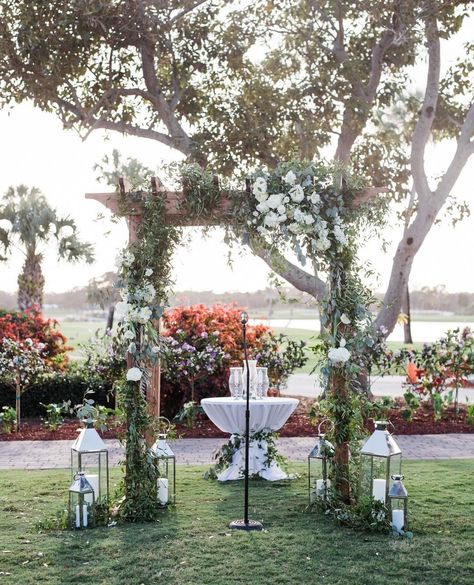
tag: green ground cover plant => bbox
[0,460,472,585]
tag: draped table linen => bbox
[201,397,299,481]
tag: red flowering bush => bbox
[0,307,70,369]
[160,304,270,416]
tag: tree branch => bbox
[410,15,440,201]
[248,236,327,299]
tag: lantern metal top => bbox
[151,435,175,458]
[69,472,94,494]
[309,435,335,459]
[71,425,108,453]
[388,474,408,499]
[360,421,401,457]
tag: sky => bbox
[0,24,473,296]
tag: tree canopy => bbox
[1,0,473,330]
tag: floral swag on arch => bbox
[110,160,386,520]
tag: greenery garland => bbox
[205,430,287,480]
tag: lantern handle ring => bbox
[317,418,334,436]
[156,416,172,436]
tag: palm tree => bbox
[0,185,94,310]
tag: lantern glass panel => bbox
[71,449,109,502]
[152,435,176,506]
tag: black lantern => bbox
[151,419,176,506]
[359,421,402,504]
[71,420,109,504]
[388,474,409,532]
[69,472,94,529]
[308,420,335,504]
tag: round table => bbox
[201,397,299,481]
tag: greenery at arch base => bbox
[112,159,388,523]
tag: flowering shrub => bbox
[160,304,307,416]
[254,332,307,390]
[0,337,51,430]
[161,328,226,400]
[379,328,474,420]
[0,307,70,369]
[79,330,126,388]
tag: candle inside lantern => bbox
[84,474,99,504]
[372,479,386,503]
[158,478,169,505]
[75,504,88,528]
[392,509,404,531]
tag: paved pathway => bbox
[1,434,474,470]
[286,373,474,401]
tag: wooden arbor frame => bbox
[85,176,385,421]
[85,175,235,420]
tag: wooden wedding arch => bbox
[85,176,384,423]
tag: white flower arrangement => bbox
[248,168,348,258]
[126,367,142,382]
[327,346,351,365]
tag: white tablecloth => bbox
[201,397,298,481]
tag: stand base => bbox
[229,519,263,531]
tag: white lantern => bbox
[151,431,176,506]
[359,421,402,504]
[71,420,109,504]
[69,472,94,529]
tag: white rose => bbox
[256,226,267,234]
[315,238,331,251]
[138,307,152,322]
[253,177,268,199]
[288,222,301,234]
[304,214,315,225]
[263,211,280,228]
[333,224,347,245]
[256,201,270,214]
[145,268,153,277]
[283,170,297,185]
[340,313,351,325]
[284,196,290,203]
[309,192,320,205]
[266,193,284,209]
[115,301,130,320]
[327,346,351,365]
[277,204,286,215]
[255,190,268,203]
[126,367,142,381]
[277,213,287,223]
[289,185,304,203]
[124,330,135,340]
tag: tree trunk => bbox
[402,284,413,344]
[106,305,115,333]
[17,252,44,311]
[331,370,351,503]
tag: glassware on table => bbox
[229,367,244,399]
[256,367,269,399]
[242,359,258,398]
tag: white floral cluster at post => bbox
[114,249,160,383]
[249,170,348,252]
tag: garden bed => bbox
[2,398,473,440]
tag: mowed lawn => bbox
[0,460,473,585]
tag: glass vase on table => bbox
[229,367,244,399]
[256,367,269,399]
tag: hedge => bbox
[0,370,114,418]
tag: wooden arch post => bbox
[85,175,234,426]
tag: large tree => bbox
[0,186,94,310]
[1,0,473,332]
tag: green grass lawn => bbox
[1,460,473,585]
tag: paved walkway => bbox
[1,434,474,470]
[286,373,474,401]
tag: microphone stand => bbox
[229,311,263,531]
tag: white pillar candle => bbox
[75,504,88,528]
[84,474,99,504]
[315,479,331,495]
[372,479,386,503]
[392,509,404,531]
[158,478,169,505]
